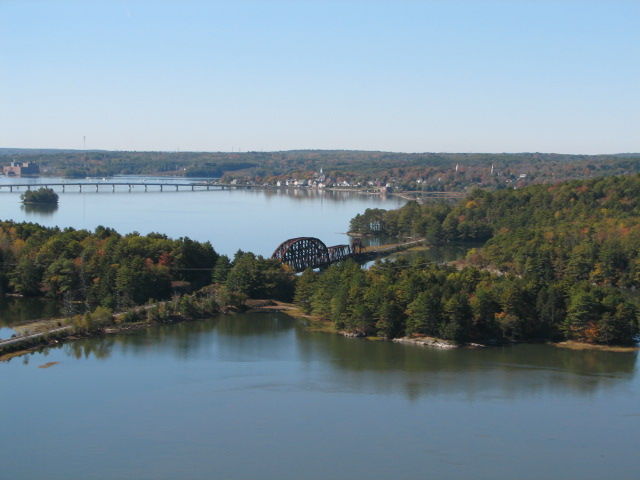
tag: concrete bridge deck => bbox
[0,181,263,192]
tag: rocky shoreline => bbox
[391,336,459,349]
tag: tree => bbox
[441,293,471,342]
[21,187,58,204]
[212,255,232,284]
[470,286,500,341]
[405,290,442,336]
[226,252,294,300]
[226,252,258,296]
[294,269,317,313]
[375,302,403,338]
[42,258,79,298]
[173,237,218,288]
[562,287,601,341]
[597,300,638,345]
[10,256,43,296]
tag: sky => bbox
[1,0,638,154]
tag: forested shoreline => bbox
[0,221,293,312]
[305,174,640,346]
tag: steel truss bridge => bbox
[271,237,357,272]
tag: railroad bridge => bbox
[271,237,361,272]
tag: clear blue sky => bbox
[1,0,638,154]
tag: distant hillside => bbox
[0,148,92,156]
[1,148,639,190]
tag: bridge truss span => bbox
[272,237,354,272]
[327,245,352,264]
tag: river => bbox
[2,314,639,480]
[0,176,404,256]
[1,177,639,479]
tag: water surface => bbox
[0,176,404,256]
[2,314,639,480]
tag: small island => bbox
[20,187,59,205]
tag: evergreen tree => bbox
[405,290,442,336]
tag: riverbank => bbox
[251,300,640,352]
[4,296,638,361]
[248,300,483,348]
[1,295,332,361]
[0,313,150,361]
[0,289,233,360]
[1,297,463,360]
[246,299,337,334]
[551,340,639,353]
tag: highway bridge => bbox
[0,181,266,193]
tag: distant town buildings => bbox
[3,161,39,176]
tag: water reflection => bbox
[21,202,59,216]
[294,328,637,399]
[66,318,223,360]
[63,314,294,361]
[0,326,15,339]
[28,313,637,400]
[0,296,60,327]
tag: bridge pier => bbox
[112,185,115,192]
[9,186,12,192]
[144,185,147,192]
[79,185,82,192]
[191,185,194,191]
[175,185,179,191]
[96,184,99,192]
[160,185,163,192]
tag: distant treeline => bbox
[321,174,640,345]
[3,148,640,191]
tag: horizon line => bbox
[1,146,638,157]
